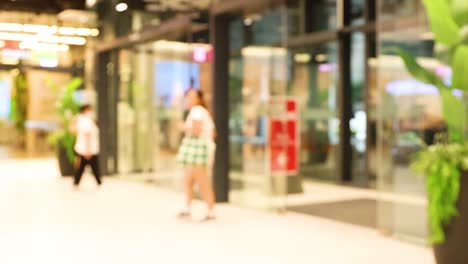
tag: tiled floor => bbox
[0,159,435,264]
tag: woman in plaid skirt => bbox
[177,89,216,221]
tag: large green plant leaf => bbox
[448,0,468,27]
[397,49,446,87]
[423,0,462,46]
[440,89,467,143]
[452,45,468,91]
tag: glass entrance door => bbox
[115,41,213,191]
[289,42,340,182]
[117,44,155,177]
[228,7,290,210]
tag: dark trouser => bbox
[74,155,102,186]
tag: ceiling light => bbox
[0,23,98,37]
[19,41,69,52]
[59,27,77,35]
[86,0,97,8]
[0,32,86,45]
[23,24,56,34]
[244,18,253,26]
[294,53,311,63]
[241,46,287,58]
[0,23,23,32]
[90,29,100,37]
[39,59,59,68]
[315,54,328,62]
[76,28,91,36]
[116,3,128,12]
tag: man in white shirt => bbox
[73,104,101,187]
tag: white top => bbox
[74,114,100,156]
[185,105,215,142]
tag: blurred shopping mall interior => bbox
[0,0,453,262]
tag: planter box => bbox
[434,170,468,264]
[57,146,75,177]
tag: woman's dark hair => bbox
[79,104,92,113]
[187,89,207,108]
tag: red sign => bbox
[269,98,299,175]
[4,41,20,50]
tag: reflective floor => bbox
[0,159,434,264]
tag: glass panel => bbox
[228,7,289,210]
[117,44,155,176]
[152,41,195,188]
[289,42,339,182]
[380,0,422,21]
[350,33,368,186]
[306,0,337,32]
[0,71,11,158]
[375,3,432,243]
[351,0,365,25]
[151,41,214,189]
[250,10,283,45]
[117,48,134,174]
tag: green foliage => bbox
[440,89,467,143]
[452,45,468,91]
[9,69,29,133]
[397,0,468,244]
[448,0,468,28]
[396,49,446,88]
[423,0,461,46]
[48,77,82,163]
[412,144,468,243]
[48,129,76,163]
[397,49,466,143]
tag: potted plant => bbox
[397,0,468,263]
[48,77,82,176]
[9,68,29,148]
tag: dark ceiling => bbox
[0,0,86,13]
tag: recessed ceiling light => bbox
[244,18,253,26]
[86,0,97,8]
[115,3,128,12]
[315,54,328,62]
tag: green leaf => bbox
[452,45,468,91]
[449,0,468,27]
[397,49,446,87]
[440,89,467,143]
[423,0,462,45]
[412,143,468,244]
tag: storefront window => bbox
[289,41,339,182]
[287,0,337,36]
[117,44,155,175]
[350,33,368,185]
[116,41,213,190]
[375,4,434,242]
[228,7,289,209]
[381,0,421,20]
[351,0,365,25]
[306,0,337,32]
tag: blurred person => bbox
[73,104,101,188]
[176,89,216,221]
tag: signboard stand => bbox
[267,97,299,213]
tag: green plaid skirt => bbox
[177,137,209,166]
